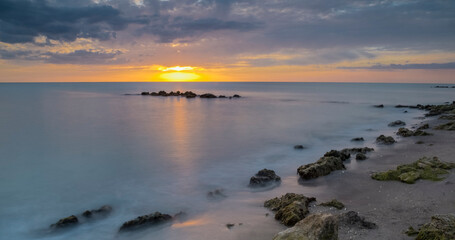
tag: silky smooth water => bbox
[0,82,453,240]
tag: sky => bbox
[0,0,455,83]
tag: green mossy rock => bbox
[297,156,346,180]
[319,199,345,210]
[397,128,432,137]
[434,121,455,131]
[405,226,419,236]
[371,157,455,184]
[416,214,455,240]
[265,193,316,227]
[273,213,338,240]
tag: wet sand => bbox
[297,118,455,239]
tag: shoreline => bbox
[267,112,455,239]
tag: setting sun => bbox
[159,72,201,81]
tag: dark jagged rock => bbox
[373,104,384,108]
[324,150,350,161]
[119,212,172,232]
[82,205,113,218]
[319,199,345,210]
[294,145,305,150]
[200,93,217,98]
[273,213,338,240]
[50,215,79,229]
[388,120,406,127]
[249,169,281,187]
[351,137,364,142]
[415,214,455,240]
[376,135,396,145]
[371,156,455,184]
[264,193,316,227]
[340,147,374,155]
[297,156,346,180]
[338,211,377,229]
[434,121,455,130]
[356,153,367,160]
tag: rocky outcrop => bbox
[119,212,173,232]
[397,128,432,137]
[350,137,364,142]
[417,123,429,130]
[376,135,396,145]
[297,156,345,180]
[273,213,338,240]
[415,214,455,240]
[371,156,455,184]
[82,205,112,218]
[338,211,376,229]
[388,120,406,127]
[434,121,455,130]
[249,169,281,187]
[137,90,241,99]
[50,215,78,229]
[356,153,367,160]
[324,150,350,161]
[264,193,316,227]
[319,199,345,210]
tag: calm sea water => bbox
[0,82,453,240]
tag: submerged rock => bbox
[373,104,384,108]
[50,215,79,229]
[264,193,316,227]
[340,147,374,155]
[434,121,455,130]
[249,169,281,187]
[119,212,172,232]
[297,156,345,180]
[351,137,364,142]
[273,213,338,240]
[356,153,367,160]
[294,145,305,150]
[319,199,345,210]
[338,211,376,229]
[371,156,455,184]
[200,93,217,98]
[376,135,396,145]
[388,120,406,127]
[82,205,112,218]
[207,189,227,200]
[415,214,455,240]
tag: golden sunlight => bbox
[159,72,200,81]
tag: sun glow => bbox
[159,72,200,81]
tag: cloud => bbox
[338,62,455,70]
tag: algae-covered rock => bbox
[376,135,396,145]
[119,212,172,232]
[371,156,455,184]
[434,121,455,131]
[356,153,367,160]
[265,193,316,227]
[319,199,345,210]
[273,213,338,240]
[417,124,430,130]
[388,120,406,127]
[416,214,455,240]
[413,130,432,136]
[50,215,79,229]
[249,169,281,187]
[397,128,415,137]
[82,205,112,218]
[297,156,346,180]
[340,147,374,155]
[405,226,419,236]
[439,115,455,120]
[323,150,350,161]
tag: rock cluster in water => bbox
[139,90,241,99]
[119,212,173,232]
[371,156,455,184]
[264,193,316,227]
[249,169,281,187]
[434,121,455,130]
[50,205,113,229]
[393,102,455,117]
[396,128,432,137]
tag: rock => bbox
[388,120,406,127]
[373,104,384,108]
[200,93,217,98]
[341,147,374,155]
[397,128,414,137]
[119,212,173,232]
[249,169,281,187]
[338,211,376,229]
[226,223,235,229]
[356,153,367,160]
[319,199,345,210]
[264,193,316,227]
[297,156,346,180]
[183,91,197,98]
[405,226,419,236]
[351,137,364,142]
[324,150,350,161]
[439,115,455,120]
[371,156,455,184]
[413,130,432,136]
[376,135,396,145]
[141,92,150,95]
[50,215,79,229]
[417,124,430,130]
[415,141,425,144]
[82,205,113,218]
[233,94,241,98]
[434,121,455,130]
[219,95,226,98]
[158,90,168,96]
[207,189,227,200]
[294,145,305,150]
[416,214,455,240]
[273,213,338,240]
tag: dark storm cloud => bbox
[339,62,455,70]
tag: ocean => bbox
[0,82,453,240]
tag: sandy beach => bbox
[281,117,455,239]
